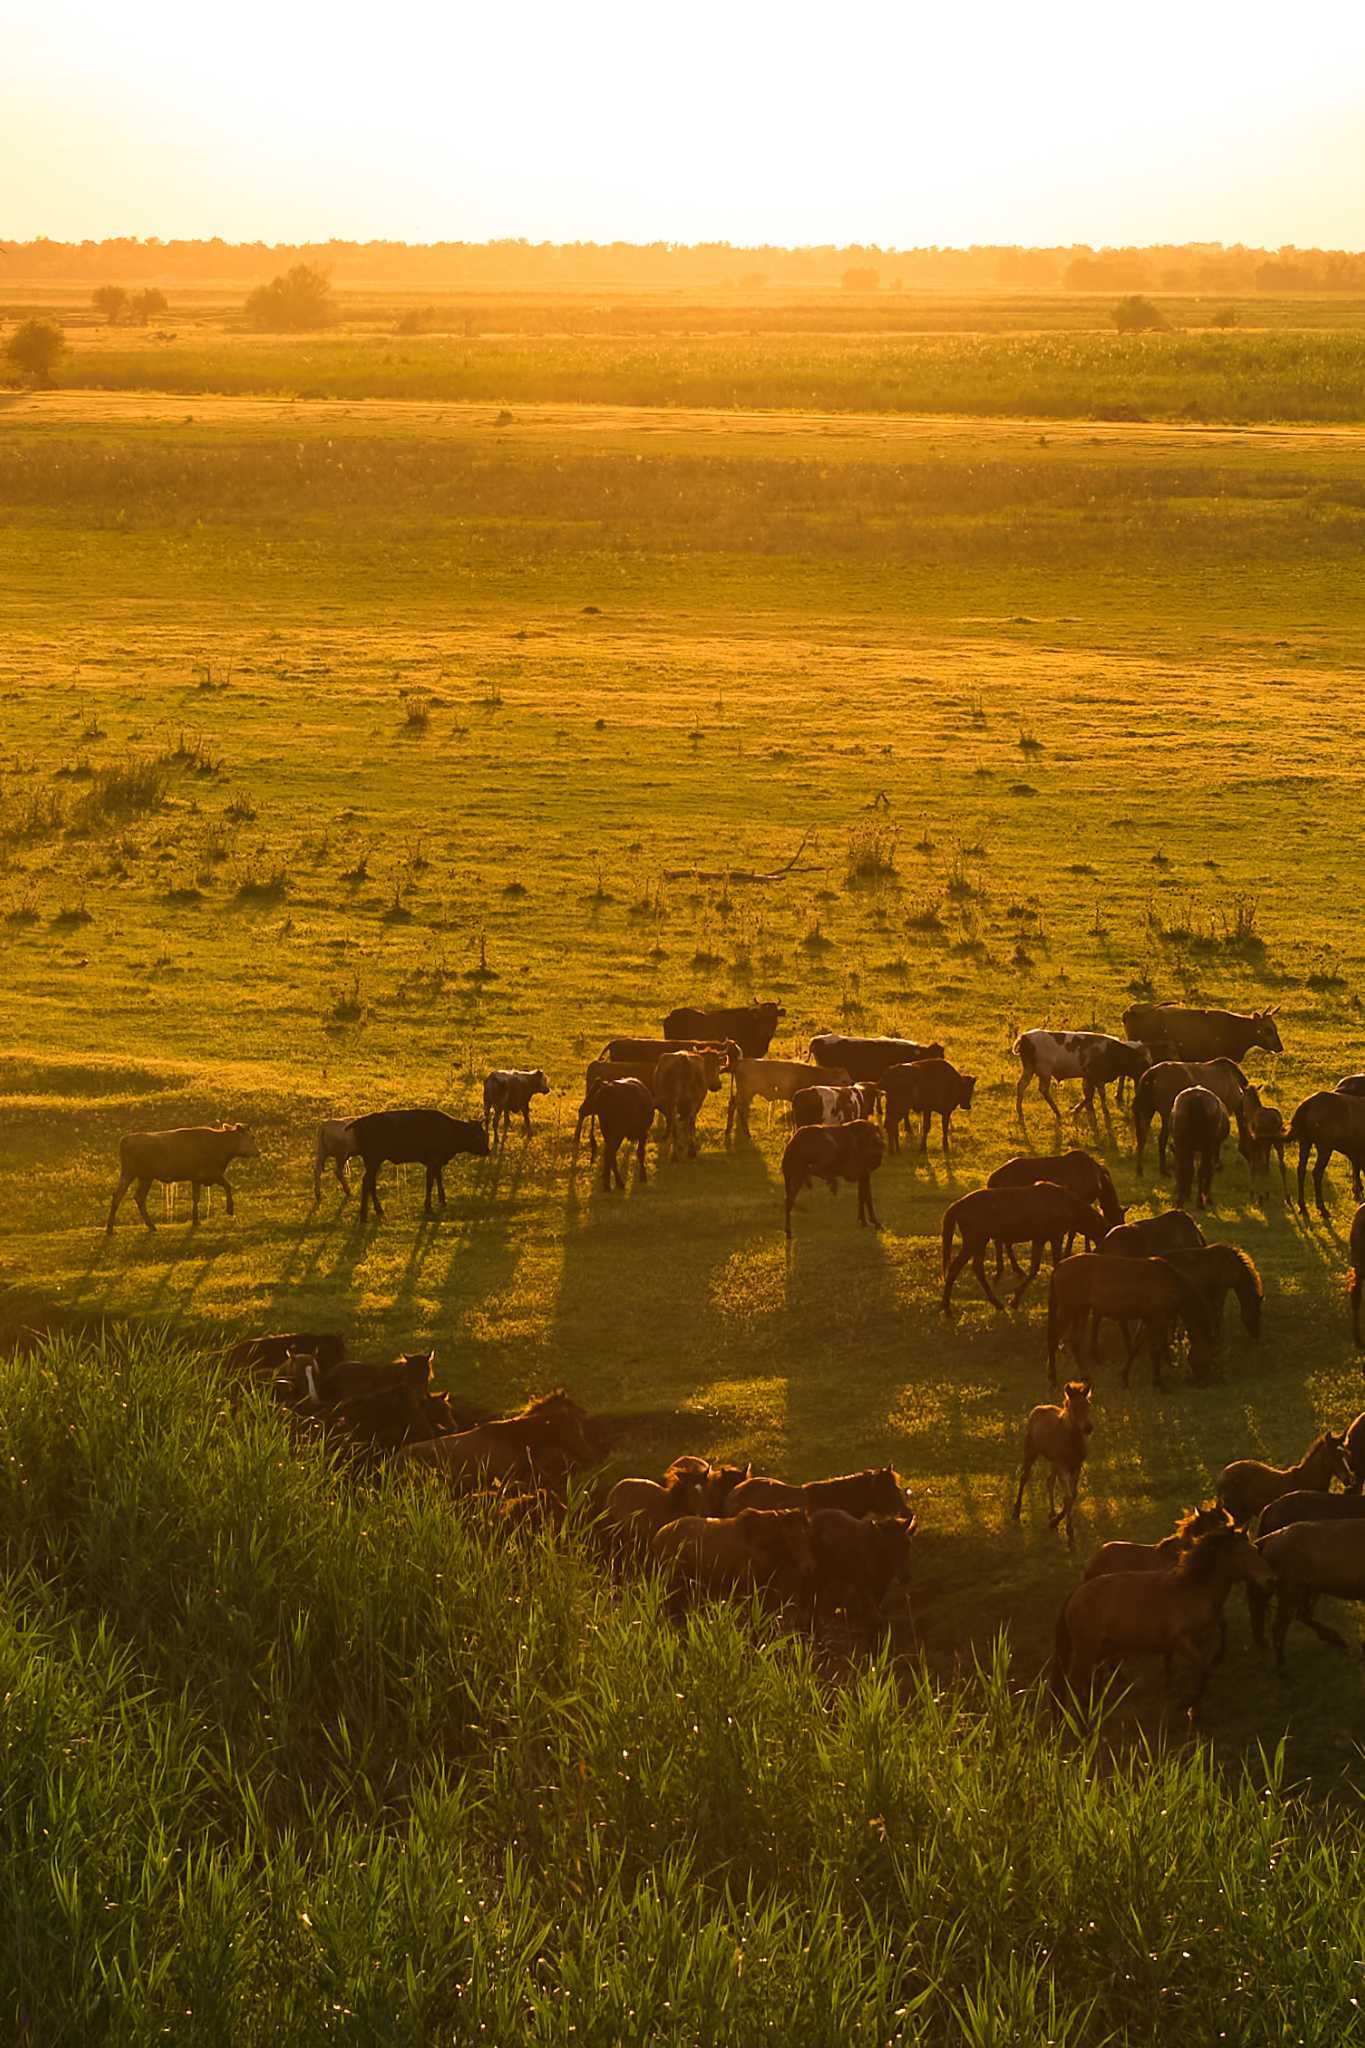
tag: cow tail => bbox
[1012,1033,1036,1076]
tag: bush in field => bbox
[130,287,168,325]
[3,318,66,386]
[1209,306,1239,328]
[244,263,336,332]
[91,284,128,326]
[1113,294,1169,333]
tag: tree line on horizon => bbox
[5,236,1365,294]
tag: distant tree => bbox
[1208,306,1239,328]
[243,263,336,331]
[92,284,128,325]
[1112,294,1168,333]
[841,265,879,292]
[130,287,168,325]
[4,318,66,385]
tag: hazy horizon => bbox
[8,0,1365,249]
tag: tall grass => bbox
[0,1330,1359,2042]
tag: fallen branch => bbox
[663,832,818,884]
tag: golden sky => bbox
[6,0,1365,246]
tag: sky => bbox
[6,0,1365,248]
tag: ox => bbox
[482,1068,550,1144]
[106,1124,259,1234]
[662,1001,783,1060]
[727,1057,850,1136]
[654,1046,728,1159]
[810,1033,944,1086]
[1121,1001,1282,1064]
[781,1119,883,1236]
[1013,1029,1151,1119]
[349,1109,489,1223]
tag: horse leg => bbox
[970,1247,1008,1312]
[1008,1238,1044,1306]
[860,1174,881,1230]
[1314,1145,1332,1213]
[1354,1268,1363,1348]
[1011,1444,1036,1522]
[941,1241,976,1313]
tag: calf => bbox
[810,1033,944,1086]
[663,1001,783,1059]
[348,1109,489,1223]
[1013,1029,1151,1119]
[106,1124,259,1234]
[781,1119,884,1237]
[654,1047,727,1160]
[882,1057,975,1154]
[313,1118,359,1204]
[790,1082,876,1128]
[727,1057,850,1136]
[576,1077,654,1190]
[482,1068,550,1144]
[1236,1083,1288,1195]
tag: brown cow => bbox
[106,1124,259,1233]
[781,1119,883,1236]
[663,1002,783,1059]
[1122,1001,1282,1064]
[575,1077,655,1190]
[654,1046,729,1160]
[882,1057,975,1154]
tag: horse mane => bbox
[663,1455,711,1488]
[514,1387,584,1422]
[1223,1245,1263,1295]
[1171,1524,1243,1582]
[1171,1501,1231,1543]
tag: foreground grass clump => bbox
[0,1332,1360,2043]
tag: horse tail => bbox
[1287,1096,1315,1145]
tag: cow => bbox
[1013,1030,1151,1119]
[790,1082,877,1128]
[662,1002,784,1060]
[726,1057,851,1136]
[781,1119,884,1236]
[1133,1059,1248,1176]
[313,1118,359,1204]
[348,1109,490,1223]
[809,1034,945,1086]
[482,1068,550,1144]
[653,1046,728,1159]
[600,1036,732,1065]
[1121,1001,1283,1064]
[106,1124,259,1234]
[882,1058,976,1153]
[575,1077,654,1190]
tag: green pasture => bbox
[2,375,1364,1776]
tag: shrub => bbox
[130,287,168,325]
[1209,306,1239,328]
[91,285,128,326]
[1113,294,1169,334]
[243,264,335,333]
[4,319,66,386]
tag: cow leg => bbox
[522,1106,533,1138]
[1014,1067,1031,1115]
[1296,1140,1310,1214]
[859,1174,880,1230]
[1038,1077,1063,1120]
[362,1168,385,1222]
[106,1173,135,1234]
[131,1178,157,1232]
[636,1134,648,1184]
[218,1175,235,1217]
[1149,1319,1168,1389]
[189,1180,203,1226]
[940,1110,952,1153]
[334,1155,351,1196]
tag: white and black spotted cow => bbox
[1013,1030,1152,1121]
[482,1068,551,1144]
[790,1082,879,1129]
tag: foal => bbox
[1012,1380,1094,1551]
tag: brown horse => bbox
[1012,1380,1093,1551]
[1236,1083,1288,1195]
[987,1149,1124,1230]
[1052,1524,1273,1710]
[398,1389,594,1488]
[603,1457,748,1544]
[726,1466,911,1517]
[1349,1204,1365,1346]
[1216,1428,1353,1527]
[1170,1086,1231,1210]
[650,1508,815,1605]
[809,1509,917,1627]
[1132,1058,1247,1177]
[942,1183,1108,1313]
[1083,1502,1231,1582]
[1047,1253,1216,1387]
[1101,1212,1205,1257]
[1258,1516,1365,1670]
[1246,1490,1365,1647]
[1289,1090,1365,1213]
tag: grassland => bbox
[2,317,1365,2032]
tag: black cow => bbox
[810,1033,945,1086]
[662,1002,783,1060]
[349,1109,490,1222]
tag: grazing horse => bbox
[1052,1525,1273,1711]
[1101,1212,1205,1258]
[1216,1429,1353,1527]
[1170,1086,1230,1210]
[987,1150,1124,1231]
[1047,1254,1216,1387]
[1235,1083,1288,1195]
[941,1183,1108,1313]
[398,1389,594,1488]
[1132,1059,1247,1177]
[1289,1091,1365,1213]
[602,1457,748,1545]
[1162,1243,1263,1341]
[781,1119,883,1237]
[1258,1517,1365,1670]
[1246,1490,1365,1648]
[726,1466,911,1517]
[1083,1502,1231,1582]
[1012,1379,1093,1551]
[1350,1205,1365,1346]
